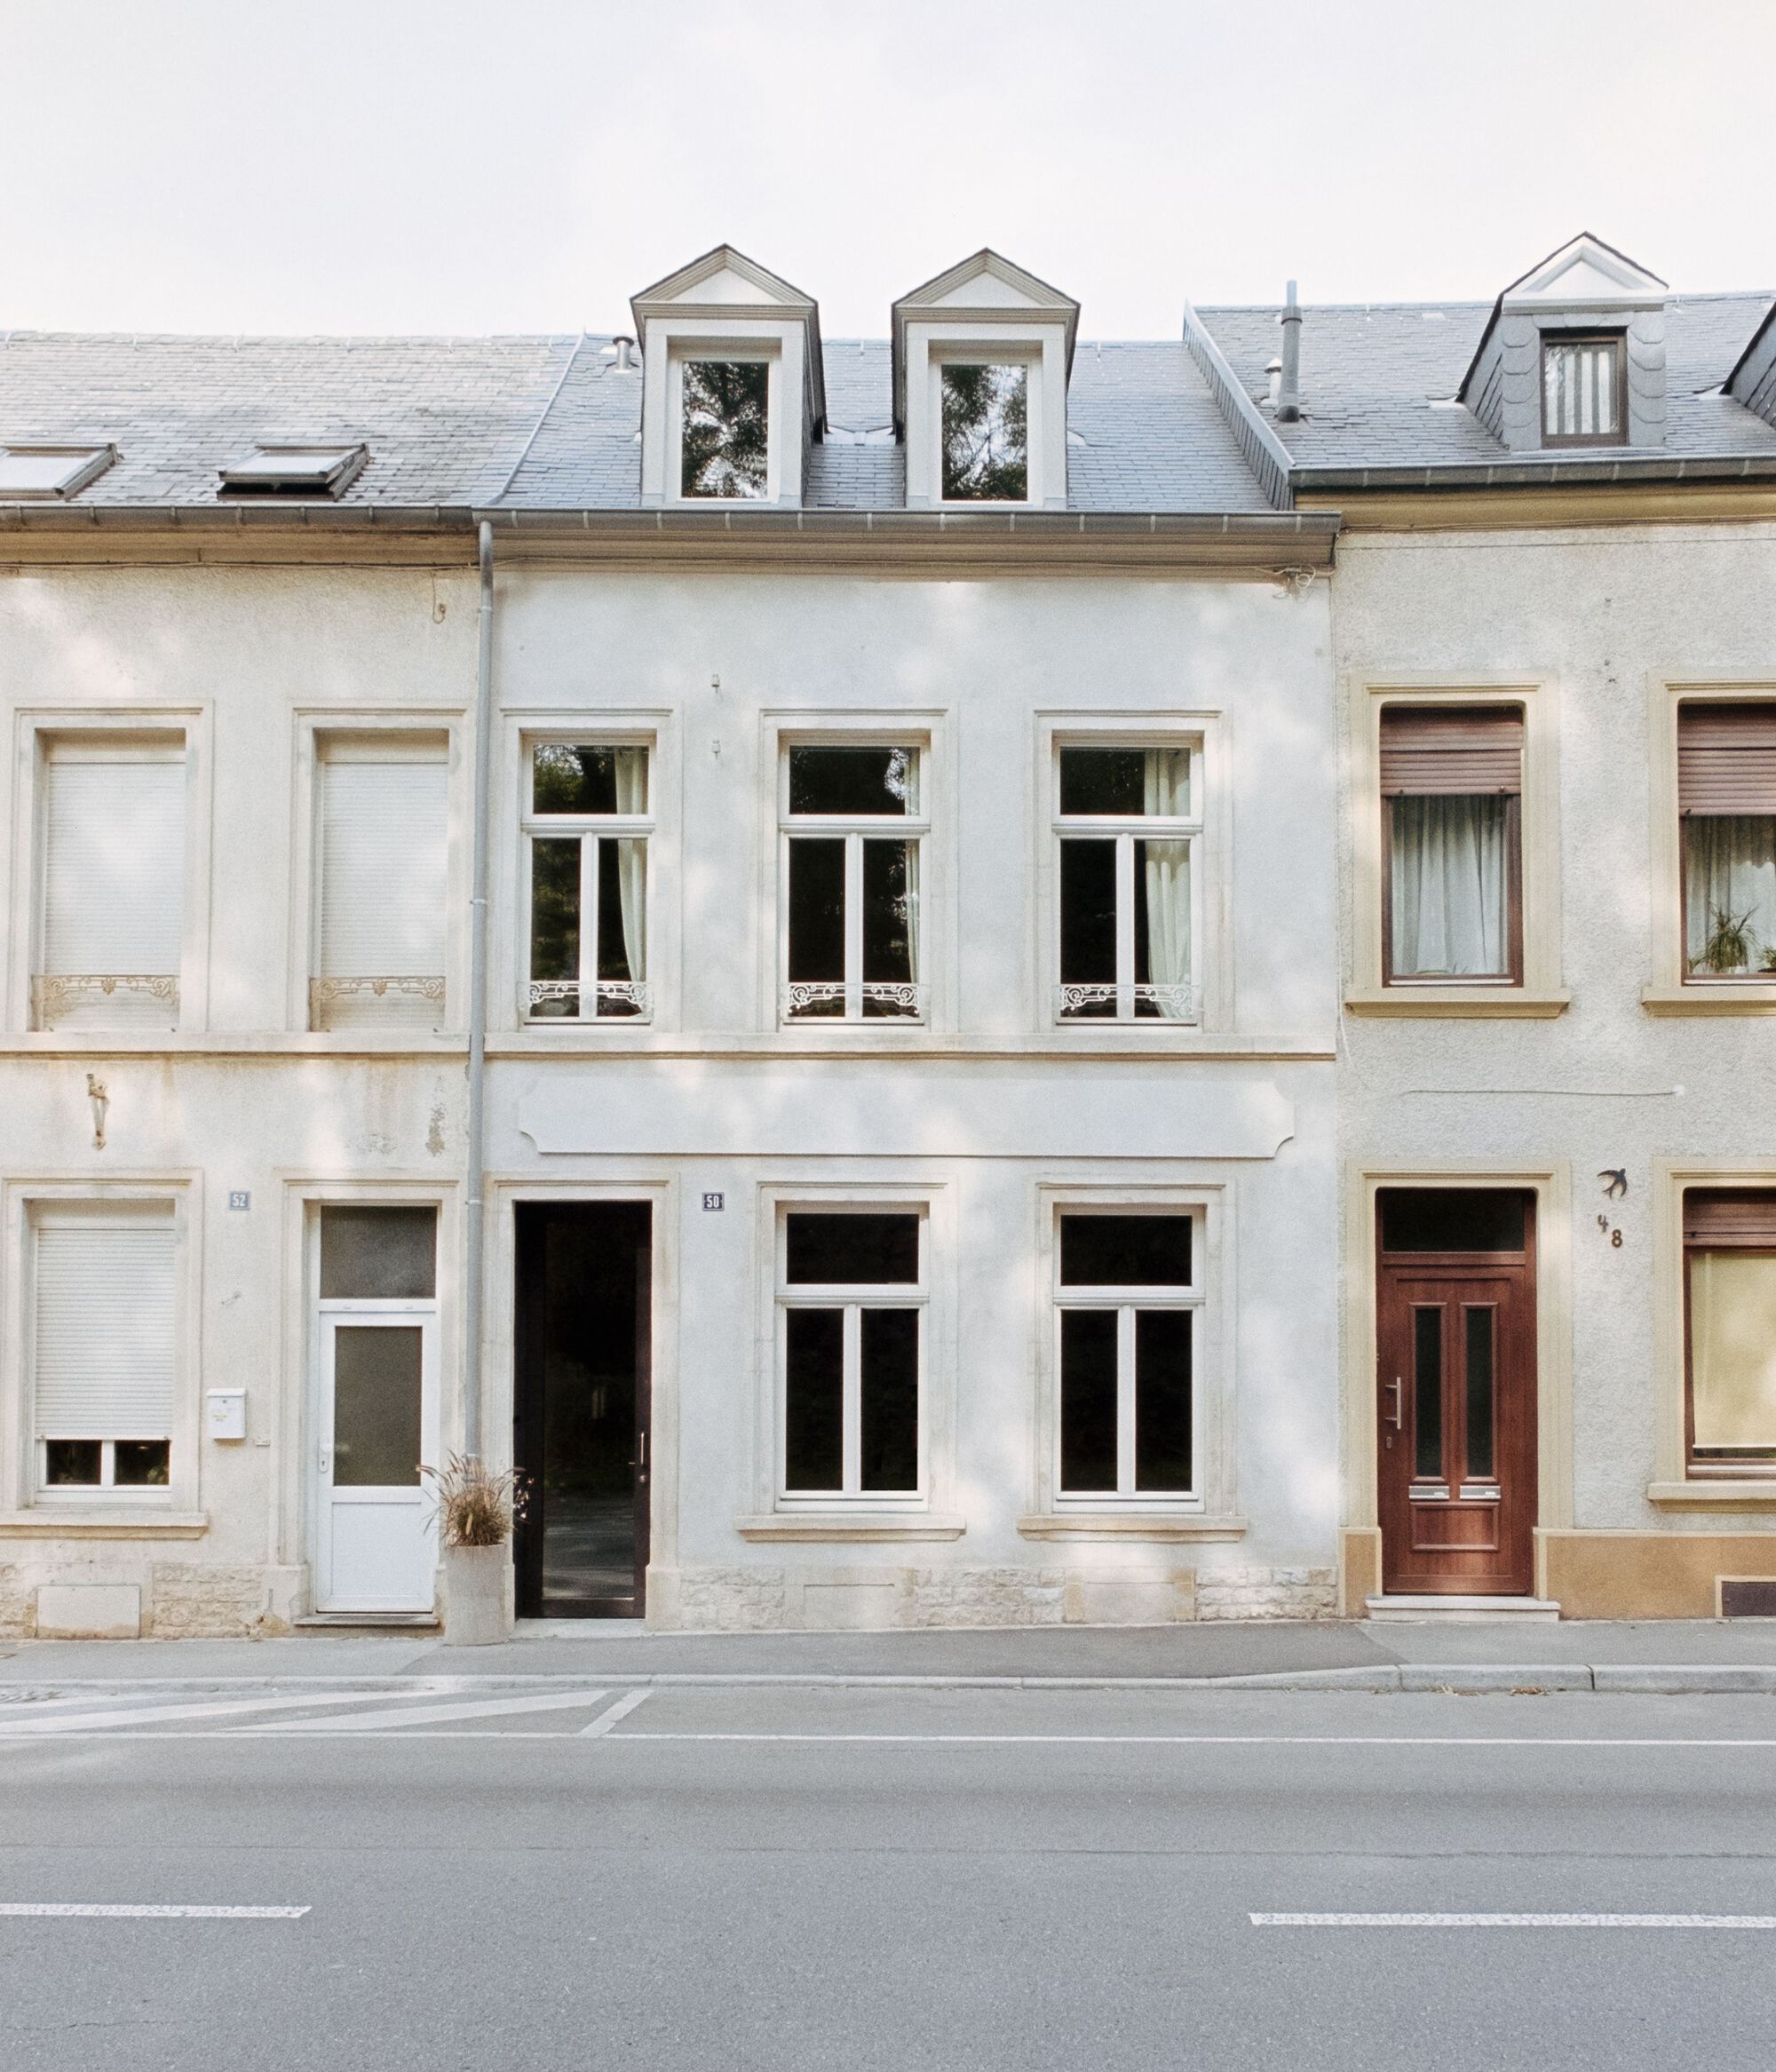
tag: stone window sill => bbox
[1642,984,1776,1016]
[0,1510,209,1538]
[1017,1512,1248,1542]
[1344,988,1570,1020]
[1646,1481,1776,1508]
[734,1513,966,1543]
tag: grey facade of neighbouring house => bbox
[1,233,1773,1639]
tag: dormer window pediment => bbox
[630,245,824,509]
[892,250,1078,511]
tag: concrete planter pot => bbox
[441,1543,514,1647]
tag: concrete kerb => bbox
[2,1664,1776,1697]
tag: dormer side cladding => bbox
[1468,304,1668,452]
[1728,306,1776,428]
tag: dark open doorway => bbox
[514,1201,652,1618]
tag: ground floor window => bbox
[779,1207,925,1502]
[32,1201,177,1496]
[1055,1210,1196,1499]
[1685,1190,1776,1473]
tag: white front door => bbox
[314,1307,438,1613]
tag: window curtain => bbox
[613,749,647,983]
[1390,795,1508,977]
[902,842,920,985]
[1684,816,1776,974]
[1142,750,1191,1017]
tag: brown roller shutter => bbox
[1677,703,1776,816]
[1379,705,1523,796]
[1685,1190,1776,1248]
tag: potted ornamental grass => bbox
[423,1454,521,1646]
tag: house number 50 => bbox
[1597,1214,1623,1248]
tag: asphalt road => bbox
[3,1681,1775,2070]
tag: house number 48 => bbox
[1597,1214,1623,1248]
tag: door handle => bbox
[1384,1377,1404,1433]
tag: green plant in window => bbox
[1761,945,1776,972]
[1695,905,1757,974]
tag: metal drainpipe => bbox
[463,519,495,1457]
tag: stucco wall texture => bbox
[1334,524,1776,1560]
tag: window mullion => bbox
[1116,831,1136,1020]
[843,1304,862,1495]
[577,834,598,1020]
[844,832,864,1019]
[1117,1306,1138,1494]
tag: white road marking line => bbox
[601,1732,1776,1748]
[0,1689,456,1735]
[1252,1913,1776,1929]
[0,1904,309,1920]
[581,1688,653,1738]
[242,1688,610,1734]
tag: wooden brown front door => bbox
[1376,1190,1536,1596]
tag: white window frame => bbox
[778,734,930,1026]
[1051,734,1203,1026]
[668,342,782,507]
[773,1201,930,1511]
[519,736,654,1023]
[3,1180,201,1523]
[932,345,1041,508]
[1050,1204,1203,1509]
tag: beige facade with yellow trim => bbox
[1333,512,1776,1616]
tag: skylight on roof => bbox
[0,446,117,499]
[218,444,369,496]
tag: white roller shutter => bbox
[35,1218,177,1441]
[41,750,184,1028]
[314,745,448,1028]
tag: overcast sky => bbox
[5,0,1774,338]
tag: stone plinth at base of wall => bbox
[658,1562,1337,1631]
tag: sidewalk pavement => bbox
[5,1616,1776,1692]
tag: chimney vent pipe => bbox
[1277,282,1302,423]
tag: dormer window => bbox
[219,444,368,496]
[679,359,771,500]
[1541,334,1625,447]
[940,361,1029,502]
[893,250,1078,512]
[630,246,823,510]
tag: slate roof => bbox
[1196,292,1776,470]
[4,287,1774,515]
[0,330,576,505]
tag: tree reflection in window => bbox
[940,363,1028,501]
[680,360,770,499]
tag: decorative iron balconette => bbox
[309,975,447,1029]
[33,973,179,1028]
[781,980,928,1021]
[1055,981,1199,1024]
[525,980,653,1021]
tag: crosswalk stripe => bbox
[0,1690,448,1735]
[0,1903,309,1919]
[1251,1912,1776,1929]
[242,1688,611,1733]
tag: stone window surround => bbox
[1344,675,1569,1018]
[0,1174,205,1532]
[904,322,1068,512]
[289,707,466,1037]
[1036,713,1222,1035]
[1648,1160,1776,1507]
[739,1179,962,1540]
[664,337,785,508]
[757,708,951,1041]
[1019,1181,1243,1541]
[8,704,212,1037]
[1642,677,1776,1015]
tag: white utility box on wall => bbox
[205,1388,248,1441]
